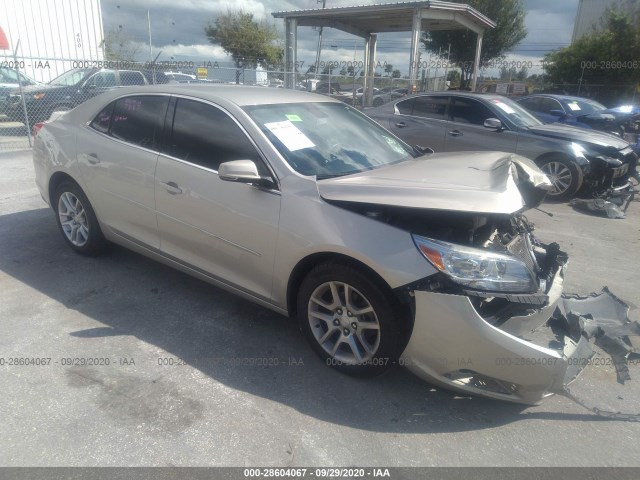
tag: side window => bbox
[110,95,168,149]
[86,71,117,88]
[518,97,539,112]
[412,96,448,120]
[449,98,494,126]
[167,98,264,173]
[395,98,414,115]
[119,71,146,86]
[89,101,115,134]
[537,97,564,115]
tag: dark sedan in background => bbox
[368,92,638,200]
[5,67,168,124]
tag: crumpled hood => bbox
[317,151,552,215]
[527,123,628,149]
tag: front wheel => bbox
[54,181,106,255]
[539,157,581,200]
[297,262,405,377]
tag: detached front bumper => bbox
[400,265,639,406]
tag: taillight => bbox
[32,122,44,137]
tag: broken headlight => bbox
[413,235,537,293]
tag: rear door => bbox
[387,95,449,151]
[76,94,169,247]
[444,96,518,153]
[155,97,281,300]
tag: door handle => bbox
[395,122,407,128]
[448,130,463,137]
[159,181,183,195]
[87,153,100,164]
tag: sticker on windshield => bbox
[285,114,302,122]
[567,102,581,111]
[493,100,515,114]
[264,120,315,151]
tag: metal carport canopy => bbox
[272,1,496,103]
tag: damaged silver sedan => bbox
[32,86,638,411]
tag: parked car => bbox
[0,66,40,114]
[368,92,637,200]
[339,86,393,107]
[5,67,149,124]
[516,94,638,138]
[164,71,197,83]
[33,85,618,405]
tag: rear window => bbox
[97,95,168,150]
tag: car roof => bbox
[399,92,507,102]
[74,84,341,110]
[523,93,597,103]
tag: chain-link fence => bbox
[3,53,639,152]
[0,55,417,151]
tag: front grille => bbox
[506,234,538,274]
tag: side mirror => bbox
[414,145,434,155]
[484,118,503,130]
[219,160,274,188]
[549,109,566,119]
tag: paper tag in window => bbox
[265,120,315,151]
[567,103,581,111]
[493,100,515,114]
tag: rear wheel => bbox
[54,181,106,255]
[297,261,404,377]
[539,157,581,200]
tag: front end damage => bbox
[318,153,639,415]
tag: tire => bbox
[297,261,405,377]
[373,97,384,107]
[538,156,581,201]
[53,180,106,255]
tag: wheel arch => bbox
[286,251,410,321]
[48,171,81,207]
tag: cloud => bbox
[101,0,580,75]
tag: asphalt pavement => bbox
[1,149,640,467]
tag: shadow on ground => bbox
[0,207,619,434]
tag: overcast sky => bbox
[101,0,579,75]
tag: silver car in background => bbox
[33,85,609,405]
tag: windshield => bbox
[0,67,34,85]
[563,98,606,114]
[488,97,544,128]
[244,102,414,178]
[49,68,92,86]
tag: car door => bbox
[155,97,281,300]
[76,94,169,248]
[387,95,449,151]
[444,96,518,153]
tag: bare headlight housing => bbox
[413,235,537,293]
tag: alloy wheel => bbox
[57,192,90,247]
[307,281,381,364]
[541,161,573,195]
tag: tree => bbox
[543,10,640,102]
[204,10,282,83]
[339,67,347,76]
[422,0,527,88]
[392,69,401,78]
[102,27,140,62]
[384,64,394,76]
[446,69,461,87]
